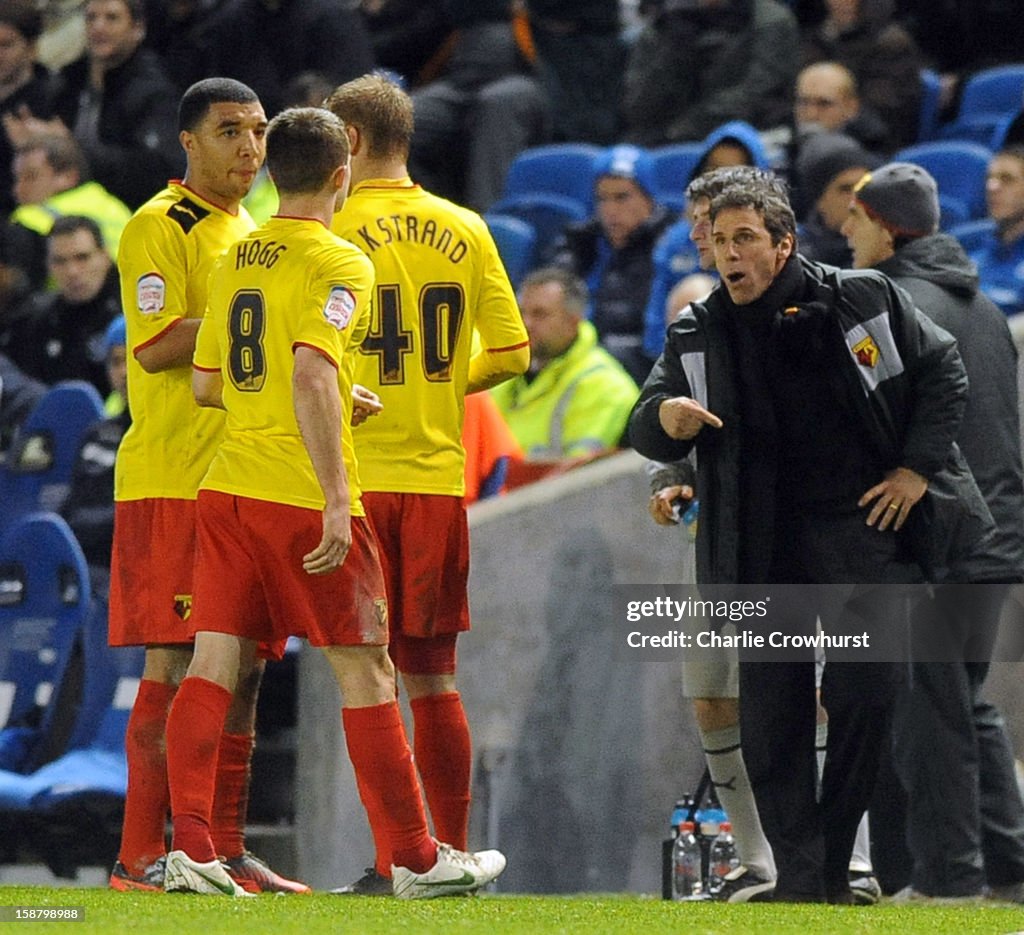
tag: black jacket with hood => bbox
[629,254,992,584]
[876,233,1024,582]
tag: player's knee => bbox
[692,696,740,732]
[323,644,397,707]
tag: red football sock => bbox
[410,692,472,851]
[118,679,176,873]
[166,677,232,863]
[343,702,436,874]
[211,732,253,859]
[353,762,394,878]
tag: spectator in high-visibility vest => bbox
[491,266,638,469]
[3,133,130,292]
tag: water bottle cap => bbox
[720,821,732,832]
[679,821,695,832]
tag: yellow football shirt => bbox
[331,177,528,496]
[194,216,374,513]
[115,182,256,501]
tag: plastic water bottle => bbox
[682,499,700,541]
[670,797,692,835]
[707,821,740,896]
[671,821,704,900]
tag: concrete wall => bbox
[294,449,1024,893]
[295,451,704,893]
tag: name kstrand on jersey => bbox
[353,214,467,263]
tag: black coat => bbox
[629,255,991,584]
[51,49,182,208]
[877,234,1024,581]
[0,266,121,397]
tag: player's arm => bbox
[467,222,531,393]
[466,342,530,394]
[293,345,351,576]
[136,316,202,373]
[192,367,224,409]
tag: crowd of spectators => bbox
[2,0,1024,469]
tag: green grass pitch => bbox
[2,889,1024,935]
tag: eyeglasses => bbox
[796,96,841,109]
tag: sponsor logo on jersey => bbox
[137,273,166,314]
[852,335,879,368]
[323,286,356,330]
[173,594,192,621]
[166,196,210,233]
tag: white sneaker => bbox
[391,842,506,899]
[164,850,255,896]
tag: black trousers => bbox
[739,587,903,899]
[891,583,1024,895]
[738,513,916,900]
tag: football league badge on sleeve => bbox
[323,286,356,330]
[137,273,166,314]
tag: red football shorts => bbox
[361,492,470,639]
[109,498,197,647]
[189,490,388,654]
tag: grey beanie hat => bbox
[853,162,941,237]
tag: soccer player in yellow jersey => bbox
[326,74,529,895]
[161,106,506,899]
[109,77,305,894]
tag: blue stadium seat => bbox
[650,143,704,210]
[0,596,142,812]
[948,218,996,255]
[939,65,1024,147]
[0,381,105,531]
[894,141,993,220]
[938,196,970,230]
[952,65,1024,123]
[917,69,943,142]
[478,457,510,501]
[485,213,538,288]
[488,192,589,262]
[499,143,601,212]
[0,513,91,774]
[29,601,144,813]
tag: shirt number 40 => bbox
[362,282,466,385]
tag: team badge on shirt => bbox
[852,335,879,368]
[137,273,166,314]
[323,286,356,330]
[173,594,192,620]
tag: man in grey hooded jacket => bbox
[843,161,1024,902]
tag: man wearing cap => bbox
[548,143,673,385]
[629,174,989,902]
[843,162,1024,903]
[795,131,880,268]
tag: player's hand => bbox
[858,466,927,532]
[658,396,723,440]
[351,384,382,426]
[303,506,351,575]
[649,484,694,526]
